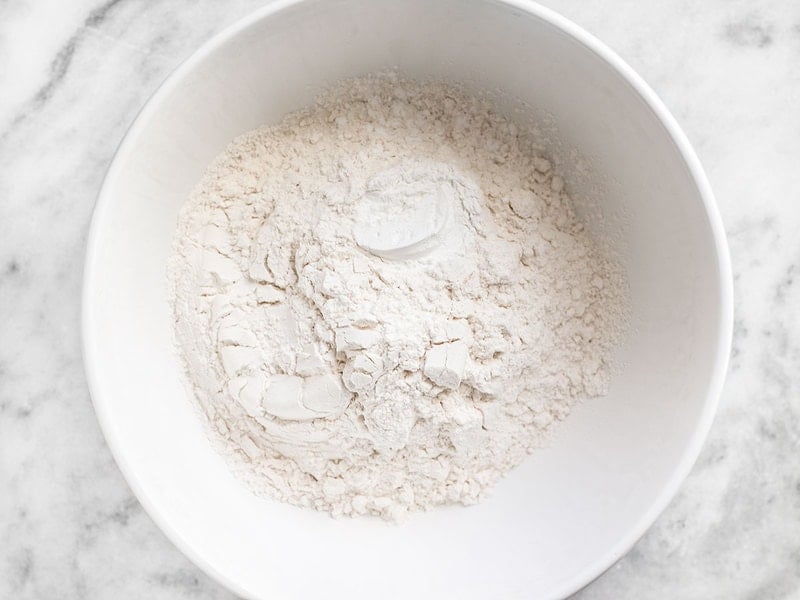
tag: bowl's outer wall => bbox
[83,1,732,599]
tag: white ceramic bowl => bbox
[82,1,733,598]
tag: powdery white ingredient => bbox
[168,73,627,521]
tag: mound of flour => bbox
[169,73,627,520]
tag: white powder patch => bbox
[168,73,628,521]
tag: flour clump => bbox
[169,73,627,521]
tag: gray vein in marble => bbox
[724,15,775,48]
[0,0,126,141]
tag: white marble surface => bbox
[1,0,798,598]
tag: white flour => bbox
[169,73,627,520]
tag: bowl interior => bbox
[83,1,730,598]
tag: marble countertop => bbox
[2,0,798,598]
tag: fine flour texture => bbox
[169,74,627,521]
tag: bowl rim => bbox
[81,1,734,598]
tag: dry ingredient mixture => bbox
[169,73,627,521]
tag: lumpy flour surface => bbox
[169,74,627,520]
